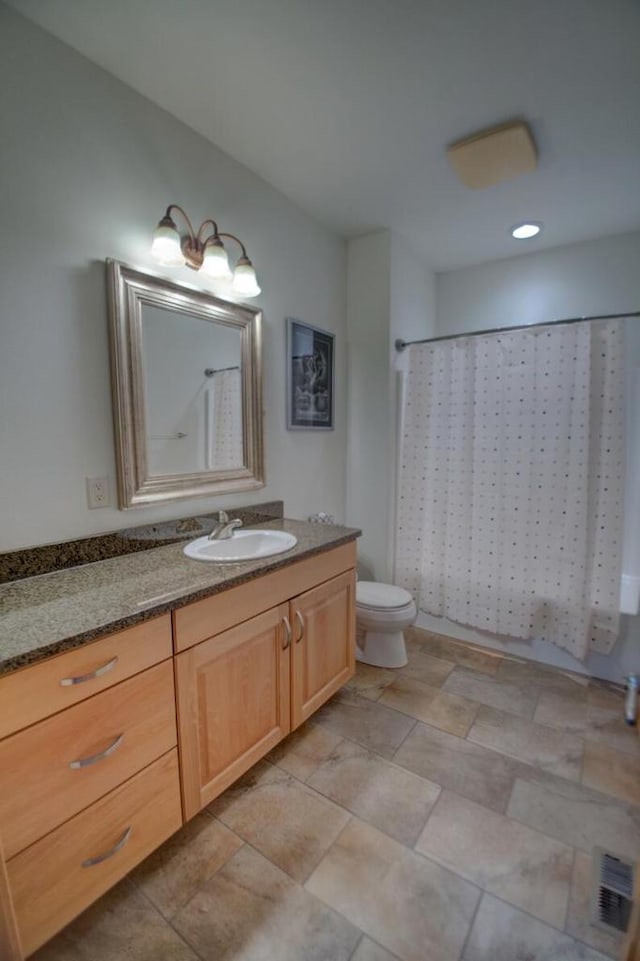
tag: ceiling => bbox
[7,0,640,271]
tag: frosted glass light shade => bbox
[202,241,232,278]
[232,258,261,298]
[151,223,185,265]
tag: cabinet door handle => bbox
[60,656,119,687]
[282,616,292,650]
[69,733,124,770]
[81,826,132,868]
[295,610,305,643]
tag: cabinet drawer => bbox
[174,541,357,651]
[8,749,182,957]
[0,660,177,859]
[0,614,172,739]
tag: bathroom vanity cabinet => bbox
[0,538,356,959]
[175,546,355,817]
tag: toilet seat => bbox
[356,581,413,612]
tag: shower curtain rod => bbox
[394,311,640,352]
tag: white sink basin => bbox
[183,530,298,562]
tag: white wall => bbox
[345,230,435,581]
[345,232,392,580]
[0,5,347,550]
[437,231,640,334]
[418,231,640,681]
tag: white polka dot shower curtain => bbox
[207,367,243,470]
[395,319,625,660]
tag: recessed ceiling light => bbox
[511,221,542,239]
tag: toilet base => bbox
[356,628,408,669]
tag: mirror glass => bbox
[141,307,243,476]
[107,260,264,509]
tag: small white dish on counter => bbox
[183,530,298,562]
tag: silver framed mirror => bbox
[106,260,264,509]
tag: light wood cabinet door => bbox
[291,570,355,730]
[176,603,291,819]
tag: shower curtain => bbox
[206,368,243,470]
[395,319,625,660]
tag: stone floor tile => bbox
[306,817,480,961]
[307,738,440,845]
[345,662,398,701]
[398,648,455,687]
[31,879,198,961]
[314,689,415,759]
[378,675,478,736]
[462,893,610,961]
[443,666,538,718]
[394,721,522,812]
[267,721,343,781]
[407,628,502,676]
[468,705,583,780]
[534,692,589,735]
[497,657,589,698]
[415,790,573,928]
[173,845,360,961]
[582,739,640,805]
[587,683,626,712]
[350,936,400,961]
[585,704,640,758]
[130,812,243,919]
[209,762,349,882]
[508,776,640,858]
[565,850,622,959]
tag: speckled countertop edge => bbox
[0,519,360,677]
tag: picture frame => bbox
[286,318,335,430]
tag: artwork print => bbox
[286,318,334,430]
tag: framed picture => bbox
[286,318,334,430]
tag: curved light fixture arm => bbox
[218,232,249,260]
[197,218,222,246]
[165,204,197,242]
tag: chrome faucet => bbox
[208,510,243,541]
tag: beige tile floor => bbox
[34,627,640,961]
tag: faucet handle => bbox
[218,510,229,523]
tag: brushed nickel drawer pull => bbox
[295,610,305,643]
[60,656,119,687]
[282,616,292,650]
[69,733,124,770]
[81,826,132,868]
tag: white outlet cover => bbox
[86,476,111,509]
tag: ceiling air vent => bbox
[446,120,537,190]
[590,847,635,935]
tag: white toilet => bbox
[355,581,417,668]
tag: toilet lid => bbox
[356,581,414,611]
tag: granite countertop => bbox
[0,519,360,677]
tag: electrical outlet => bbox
[86,476,111,509]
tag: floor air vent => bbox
[590,847,635,935]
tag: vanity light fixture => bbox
[151,204,261,297]
[510,221,543,239]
